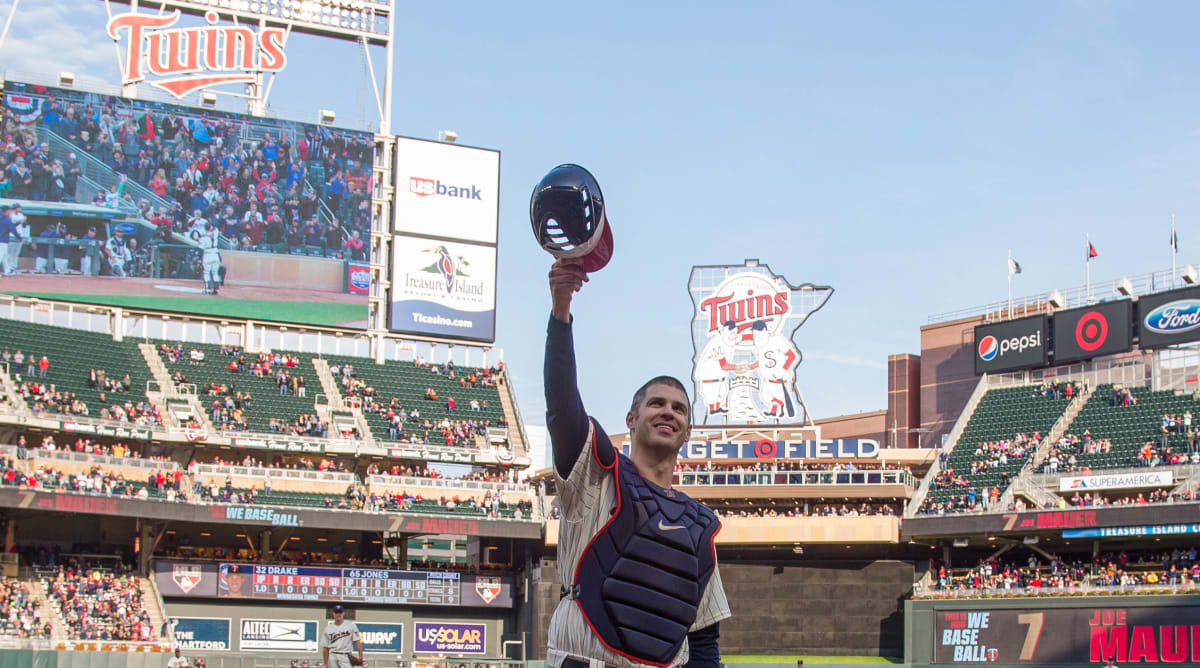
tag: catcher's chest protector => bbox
[571,454,720,666]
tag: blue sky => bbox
[3,1,1199,434]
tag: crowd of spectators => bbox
[17,379,87,416]
[1063,487,1196,508]
[0,576,49,639]
[43,559,155,641]
[710,501,899,518]
[928,546,1200,595]
[4,86,374,259]
[1,350,50,378]
[1036,380,1079,400]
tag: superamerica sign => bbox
[689,260,832,425]
[107,8,287,98]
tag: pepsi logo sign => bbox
[1144,299,1200,335]
[978,335,998,361]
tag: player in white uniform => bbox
[197,223,222,295]
[546,259,731,668]
[166,647,189,668]
[105,229,132,277]
[321,605,363,668]
[750,321,801,418]
[692,321,741,416]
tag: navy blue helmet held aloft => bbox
[530,164,613,272]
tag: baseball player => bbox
[197,223,222,295]
[692,321,741,416]
[167,647,189,668]
[750,320,800,418]
[321,605,363,668]
[545,258,729,668]
[105,228,131,277]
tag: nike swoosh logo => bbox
[658,520,686,531]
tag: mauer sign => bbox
[933,606,1200,664]
[902,504,1200,540]
[107,8,287,98]
[689,260,832,425]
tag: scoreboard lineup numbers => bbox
[933,606,1200,664]
[342,569,460,606]
[222,564,460,605]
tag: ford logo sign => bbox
[350,269,370,290]
[1144,299,1200,334]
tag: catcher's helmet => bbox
[530,164,613,272]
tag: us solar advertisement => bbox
[1136,285,1200,348]
[974,315,1048,374]
[1051,299,1132,363]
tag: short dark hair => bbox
[629,376,690,416]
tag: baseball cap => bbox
[332,604,345,613]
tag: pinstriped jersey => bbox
[320,620,359,653]
[548,421,731,668]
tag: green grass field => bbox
[725,656,899,664]
[2,291,366,328]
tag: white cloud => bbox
[0,2,114,84]
[804,351,887,370]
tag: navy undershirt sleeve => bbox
[683,622,721,668]
[545,315,614,478]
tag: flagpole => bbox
[1007,249,1012,318]
[1086,233,1092,305]
[1172,213,1177,288]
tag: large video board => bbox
[0,80,374,329]
[389,137,499,342]
[1051,299,1132,363]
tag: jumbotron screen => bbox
[0,80,374,329]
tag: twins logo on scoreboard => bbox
[172,564,204,594]
[689,260,832,425]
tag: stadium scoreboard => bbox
[221,564,460,605]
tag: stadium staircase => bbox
[319,354,506,445]
[1028,383,1095,472]
[311,358,371,443]
[1052,383,1198,470]
[0,365,31,416]
[36,127,172,213]
[905,374,989,515]
[916,385,1071,514]
[138,343,212,433]
[21,572,67,642]
[140,575,168,642]
[157,344,322,434]
[495,370,527,457]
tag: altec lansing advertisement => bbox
[390,237,497,342]
[974,315,1048,375]
[1137,285,1200,348]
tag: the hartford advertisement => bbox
[934,606,1200,664]
[390,236,496,341]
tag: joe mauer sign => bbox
[689,260,832,425]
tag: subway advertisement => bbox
[933,606,1200,664]
[974,315,1048,375]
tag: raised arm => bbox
[545,259,600,478]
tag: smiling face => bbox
[626,380,691,456]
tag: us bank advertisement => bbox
[393,137,500,244]
[390,236,497,342]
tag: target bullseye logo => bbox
[754,439,778,459]
[1075,311,1108,352]
[978,335,999,361]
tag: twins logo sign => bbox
[689,260,832,425]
